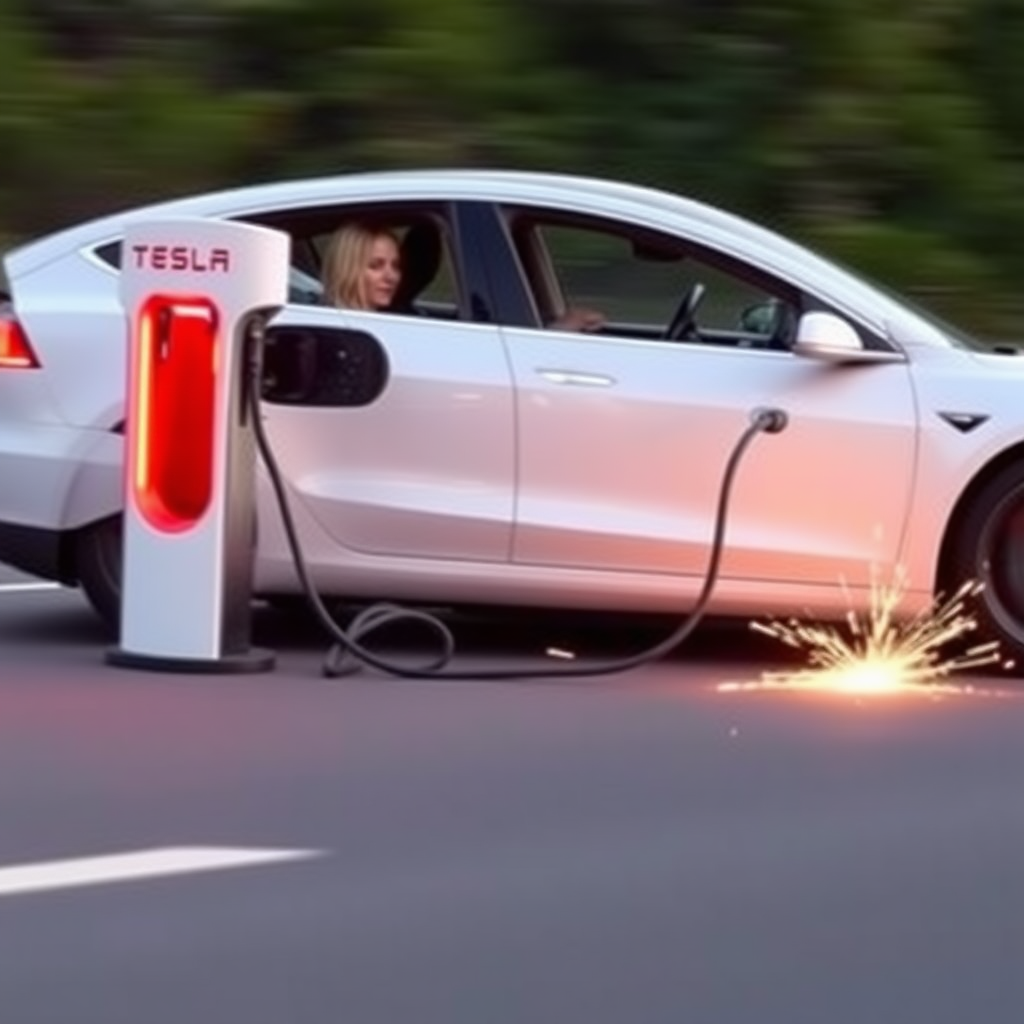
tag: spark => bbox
[719,568,1014,698]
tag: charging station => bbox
[107,218,290,673]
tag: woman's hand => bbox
[550,307,606,332]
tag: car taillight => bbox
[0,315,40,368]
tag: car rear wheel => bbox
[950,462,1024,670]
[75,515,122,634]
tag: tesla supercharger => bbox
[107,218,290,673]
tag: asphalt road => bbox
[0,563,1022,1024]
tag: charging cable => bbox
[247,332,788,679]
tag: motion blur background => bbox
[3,0,1023,339]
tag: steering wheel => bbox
[664,282,706,341]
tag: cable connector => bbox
[750,407,789,434]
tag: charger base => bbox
[105,647,276,674]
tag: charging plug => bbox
[750,407,789,434]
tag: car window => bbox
[90,204,467,320]
[505,209,801,349]
[540,224,682,325]
[287,266,323,304]
[666,252,793,340]
[92,240,123,270]
[308,215,460,318]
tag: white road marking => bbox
[0,582,63,594]
[0,846,324,898]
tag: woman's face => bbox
[361,234,401,310]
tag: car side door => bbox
[487,207,919,591]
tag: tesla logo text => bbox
[131,245,231,273]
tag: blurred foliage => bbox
[3,0,1024,336]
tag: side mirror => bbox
[261,326,389,406]
[792,311,903,364]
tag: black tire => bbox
[949,462,1024,670]
[75,515,122,634]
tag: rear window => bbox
[94,240,122,268]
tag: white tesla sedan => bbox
[2,169,1023,664]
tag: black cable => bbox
[247,329,787,679]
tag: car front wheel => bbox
[950,462,1024,670]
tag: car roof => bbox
[2,168,949,344]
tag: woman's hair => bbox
[321,222,399,309]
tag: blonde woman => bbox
[322,223,402,311]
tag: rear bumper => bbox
[0,520,71,582]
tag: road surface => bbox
[0,565,1021,1024]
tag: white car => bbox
[2,169,1024,663]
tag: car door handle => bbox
[536,368,616,387]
